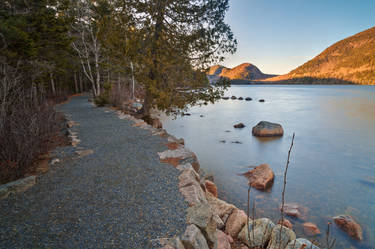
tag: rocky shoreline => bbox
[115,111,321,249]
[1,99,363,248]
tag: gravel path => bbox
[0,95,188,248]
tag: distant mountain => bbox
[207,63,277,84]
[264,26,375,85]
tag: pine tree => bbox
[0,0,73,95]
[121,0,237,117]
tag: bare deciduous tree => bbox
[0,58,21,129]
[71,0,102,97]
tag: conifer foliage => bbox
[123,0,237,116]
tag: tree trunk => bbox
[50,73,56,96]
[142,0,165,117]
[130,61,135,99]
[142,88,153,117]
[94,43,101,96]
[91,81,97,97]
[74,72,78,93]
[79,73,83,92]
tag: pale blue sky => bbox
[223,0,375,74]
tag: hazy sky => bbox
[223,0,375,74]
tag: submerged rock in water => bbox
[283,206,300,217]
[241,164,274,190]
[252,121,284,137]
[333,215,363,241]
[303,222,321,236]
[231,141,242,144]
[360,176,375,187]
[234,123,245,128]
[280,203,308,220]
[278,219,293,229]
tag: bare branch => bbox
[279,133,295,249]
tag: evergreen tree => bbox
[121,0,237,116]
[0,0,73,95]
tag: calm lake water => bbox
[162,85,375,249]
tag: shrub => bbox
[94,93,109,106]
[94,82,111,106]
[0,100,63,184]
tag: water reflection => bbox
[162,85,375,249]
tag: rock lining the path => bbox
[204,180,218,197]
[181,224,210,249]
[0,176,36,199]
[75,149,94,157]
[238,218,275,247]
[267,225,296,249]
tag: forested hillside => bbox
[265,26,375,84]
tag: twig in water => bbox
[252,194,256,248]
[325,222,336,249]
[246,185,251,246]
[279,133,295,249]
